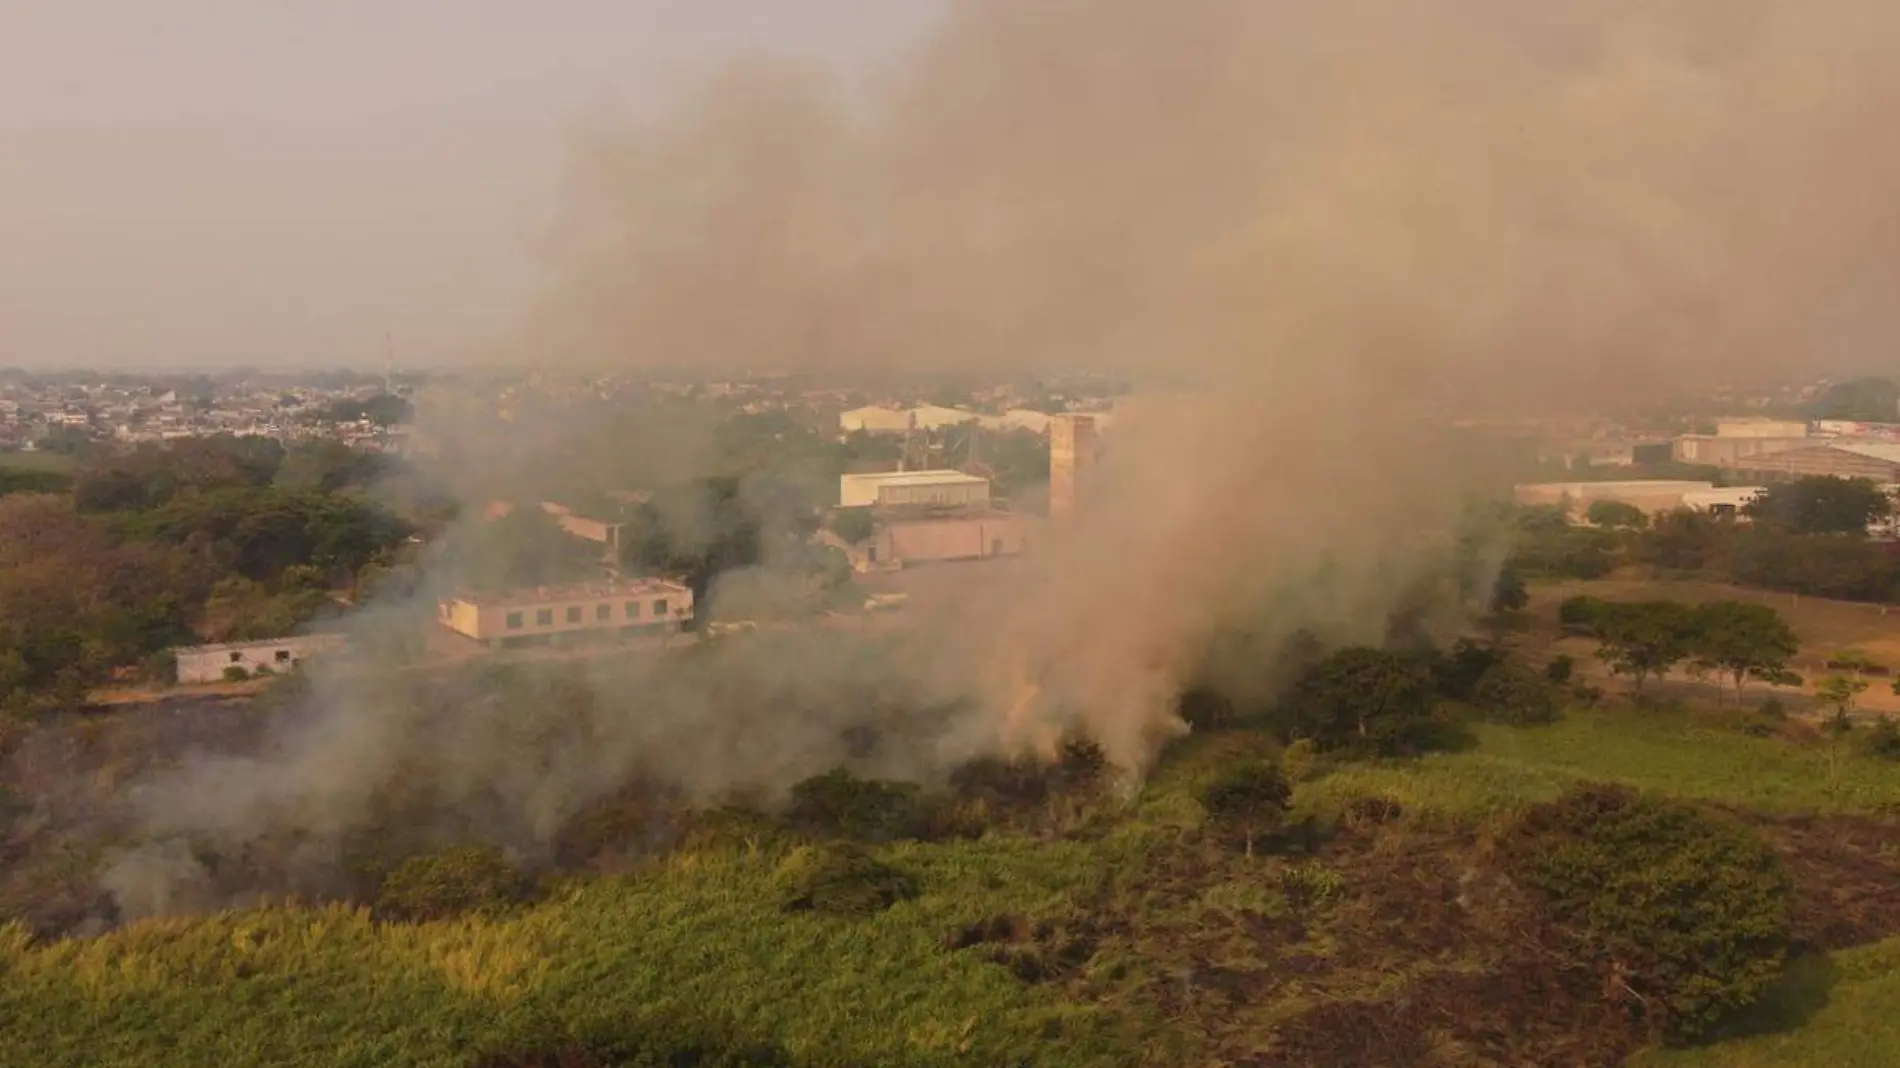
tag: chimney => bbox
[1050,414,1098,518]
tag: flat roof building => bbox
[839,470,991,510]
[438,578,693,647]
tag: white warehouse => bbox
[839,470,991,509]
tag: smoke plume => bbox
[102,0,1900,915]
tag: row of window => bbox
[504,599,670,631]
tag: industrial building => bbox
[839,470,991,510]
[823,514,1038,572]
[1515,480,1718,517]
[1673,434,1811,468]
[1050,414,1099,518]
[1713,418,1810,439]
[1734,442,1900,482]
[1671,417,1812,468]
[174,634,345,683]
[437,579,693,647]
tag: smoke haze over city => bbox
[21,0,1900,918]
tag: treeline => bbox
[1513,475,1900,603]
[0,436,419,714]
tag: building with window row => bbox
[437,579,694,647]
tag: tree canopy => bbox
[1807,376,1900,423]
[1281,646,1440,755]
[1744,476,1891,536]
[1690,600,1800,700]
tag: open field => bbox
[7,694,1900,1067]
[1524,575,1900,714]
[0,450,78,474]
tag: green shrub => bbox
[1558,595,1608,633]
[1471,660,1558,726]
[1501,785,1792,1044]
[475,1010,801,1068]
[374,846,531,923]
[1859,716,1900,761]
[140,650,177,685]
[1198,763,1292,856]
[1431,639,1504,702]
[785,769,922,842]
[221,665,249,683]
[774,844,918,917]
[1278,738,1325,782]
[1544,654,1575,685]
[1279,862,1345,907]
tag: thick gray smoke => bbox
[104,0,1900,916]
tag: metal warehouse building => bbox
[839,470,991,510]
[1736,443,1900,482]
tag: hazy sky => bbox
[0,1,940,369]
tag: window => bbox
[228,651,242,663]
[596,604,612,621]
[866,546,878,564]
[625,601,640,619]
[652,599,669,617]
[536,608,553,627]
[566,606,582,624]
[274,650,292,663]
[506,611,524,629]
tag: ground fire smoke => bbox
[103,0,1900,917]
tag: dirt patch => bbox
[1752,811,1900,951]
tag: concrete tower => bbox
[1049,414,1098,518]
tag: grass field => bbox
[0,449,78,474]
[6,697,1900,1068]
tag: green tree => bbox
[1488,565,1529,615]
[455,504,601,591]
[1590,601,1699,694]
[1282,647,1440,755]
[1744,475,1892,536]
[831,507,875,545]
[1689,601,1800,702]
[1634,508,1733,572]
[1586,498,1648,529]
[1817,674,1869,725]
[1198,763,1292,856]
[1471,660,1559,725]
[1808,376,1900,422]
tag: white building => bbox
[1682,487,1766,516]
[174,635,345,683]
[437,578,694,647]
[839,470,991,509]
[1715,418,1810,439]
[839,406,912,434]
[908,404,980,431]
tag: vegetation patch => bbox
[773,844,919,917]
[1501,785,1794,1044]
[374,846,533,924]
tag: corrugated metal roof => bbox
[841,470,987,486]
[1834,443,1900,464]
